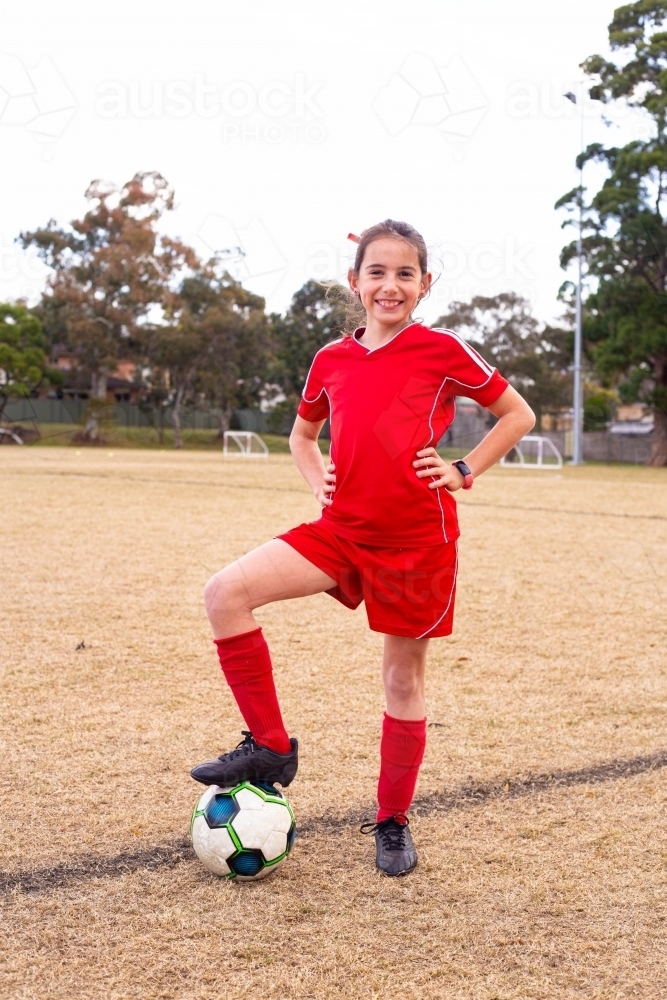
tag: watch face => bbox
[453,461,473,489]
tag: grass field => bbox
[2,447,667,999]
[14,422,299,452]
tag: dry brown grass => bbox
[1,447,666,998]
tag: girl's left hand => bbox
[413,448,465,492]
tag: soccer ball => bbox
[191,782,296,880]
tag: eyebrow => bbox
[364,262,417,271]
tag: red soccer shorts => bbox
[277,519,458,639]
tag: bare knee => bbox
[383,661,423,703]
[203,570,248,621]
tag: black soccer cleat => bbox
[361,814,418,876]
[190,731,299,788]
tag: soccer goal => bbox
[500,435,563,470]
[0,427,24,445]
[222,430,269,458]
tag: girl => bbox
[192,220,535,876]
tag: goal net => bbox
[500,435,563,470]
[223,431,269,458]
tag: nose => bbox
[380,274,399,294]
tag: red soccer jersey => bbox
[297,322,509,547]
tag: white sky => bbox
[0,0,651,326]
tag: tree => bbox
[149,263,269,448]
[193,273,270,440]
[584,385,618,430]
[268,280,349,423]
[556,1,667,465]
[20,172,194,442]
[435,293,571,430]
[0,303,62,423]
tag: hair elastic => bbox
[347,233,361,244]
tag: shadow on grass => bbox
[3,747,666,896]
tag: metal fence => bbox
[2,398,652,462]
[4,398,221,430]
[438,418,655,464]
[2,398,328,438]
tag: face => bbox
[348,237,431,330]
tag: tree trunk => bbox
[647,408,667,466]
[216,405,233,440]
[172,385,184,449]
[82,369,108,442]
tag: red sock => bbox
[214,627,292,755]
[377,713,427,822]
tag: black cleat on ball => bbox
[190,731,299,788]
[361,814,418,876]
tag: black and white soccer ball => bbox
[191,781,296,880]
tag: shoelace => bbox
[360,815,409,851]
[217,730,257,762]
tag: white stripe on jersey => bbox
[300,338,344,403]
[430,327,495,382]
[416,540,458,639]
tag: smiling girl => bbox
[192,219,535,875]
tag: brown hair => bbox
[334,219,429,335]
[351,219,428,276]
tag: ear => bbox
[421,271,433,297]
[347,268,359,295]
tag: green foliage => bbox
[435,293,571,430]
[19,172,195,440]
[0,303,62,413]
[148,264,270,447]
[584,387,617,430]
[265,395,301,433]
[269,280,348,398]
[556,1,667,463]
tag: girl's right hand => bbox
[315,462,336,507]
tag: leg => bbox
[363,637,429,874]
[377,635,429,823]
[381,635,429,719]
[204,538,336,638]
[191,539,336,783]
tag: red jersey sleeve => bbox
[297,350,331,422]
[436,328,509,407]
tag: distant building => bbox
[46,346,143,403]
[615,403,647,422]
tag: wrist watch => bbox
[452,460,473,490]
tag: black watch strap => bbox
[452,460,473,489]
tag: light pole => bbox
[564,89,585,465]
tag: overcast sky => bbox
[1,0,650,326]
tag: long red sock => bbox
[214,627,292,754]
[377,713,427,822]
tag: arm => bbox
[462,385,536,478]
[289,414,336,507]
[414,386,535,491]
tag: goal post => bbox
[500,435,563,470]
[222,430,269,458]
